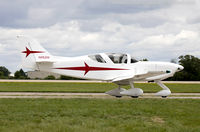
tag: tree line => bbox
[168,55,200,81]
[0,54,200,81]
[0,67,28,79]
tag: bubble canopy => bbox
[88,53,138,64]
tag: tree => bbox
[14,71,21,79]
[0,66,10,78]
[14,69,28,79]
[141,58,148,61]
[19,69,26,77]
[0,71,4,78]
[170,55,200,81]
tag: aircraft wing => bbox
[112,74,135,82]
[112,70,166,85]
[133,71,166,80]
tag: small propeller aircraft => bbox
[17,36,184,98]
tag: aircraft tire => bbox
[131,96,139,98]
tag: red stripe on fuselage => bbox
[54,62,129,75]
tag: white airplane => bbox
[17,36,184,98]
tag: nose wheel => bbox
[155,80,171,98]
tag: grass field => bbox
[0,98,199,132]
[0,82,200,93]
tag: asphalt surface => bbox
[0,92,199,99]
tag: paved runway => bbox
[0,92,199,99]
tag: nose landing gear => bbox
[155,80,171,98]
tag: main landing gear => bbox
[105,86,126,98]
[105,80,171,98]
[105,80,143,98]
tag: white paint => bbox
[17,36,185,97]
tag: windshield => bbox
[88,54,106,63]
[131,56,138,63]
[106,53,128,64]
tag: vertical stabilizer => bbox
[17,35,53,70]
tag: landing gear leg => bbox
[115,86,122,98]
[105,85,126,98]
[155,80,171,98]
[129,81,138,98]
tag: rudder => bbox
[17,35,54,70]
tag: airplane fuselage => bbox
[38,54,183,84]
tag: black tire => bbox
[161,96,167,98]
[131,96,139,98]
[116,96,122,98]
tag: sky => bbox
[0,0,200,73]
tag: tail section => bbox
[17,36,54,70]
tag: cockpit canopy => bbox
[88,54,106,63]
[88,53,138,64]
[106,53,128,64]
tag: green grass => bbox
[0,82,200,93]
[0,98,199,132]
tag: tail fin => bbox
[17,35,54,70]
